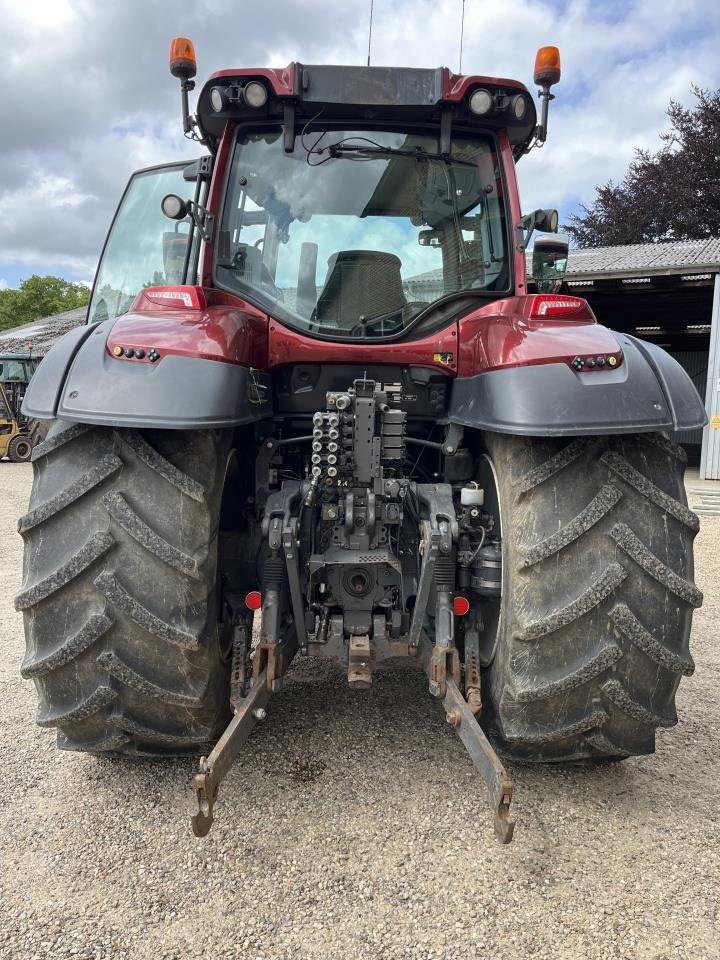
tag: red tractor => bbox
[18,40,705,842]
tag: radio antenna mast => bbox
[367,0,374,66]
[459,0,466,73]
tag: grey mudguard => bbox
[23,319,271,429]
[21,322,95,420]
[448,333,707,437]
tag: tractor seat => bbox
[315,250,406,328]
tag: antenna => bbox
[459,0,466,73]
[367,0,374,66]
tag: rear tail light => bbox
[528,294,592,319]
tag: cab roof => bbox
[196,63,537,159]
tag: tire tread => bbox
[485,431,700,761]
[17,421,231,755]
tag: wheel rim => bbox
[475,453,505,666]
[14,440,31,460]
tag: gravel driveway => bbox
[1,461,718,960]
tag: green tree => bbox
[566,86,720,247]
[0,275,90,331]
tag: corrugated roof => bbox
[408,240,720,288]
[0,306,87,356]
[531,237,720,280]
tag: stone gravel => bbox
[1,461,718,960]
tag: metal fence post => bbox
[700,272,720,480]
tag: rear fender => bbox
[450,295,706,436]
[22,287,272,429]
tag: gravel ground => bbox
[1,461,718,960]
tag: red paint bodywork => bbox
[107,287,267,368]
[442,71,527,99]
[206,65,296,97]
[455,296,622,377]
[200,125,234,288]
[266,319,458,373]
[106,286,623,381]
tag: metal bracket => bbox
[348,634,372,688]
[428,643,460,699]
[252,637,285,692]
[282,523,308,651]
[255,437,279,512]
[191,669,271,837]
[227,606,251,708]
[408,520,439,646]
[442,422,464,456]
[442,676,515,844]
[463,625,482,716]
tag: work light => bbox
[243,81,268,108]
[469,88,493,115]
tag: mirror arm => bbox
[188,201,215,244]
[516,209,558,252]
[516,214,534,252]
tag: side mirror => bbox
[532,234,568,293]
[515,208,558,251]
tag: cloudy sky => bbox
[1,0,718,290]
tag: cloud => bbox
[0,0,718,282]
[0,278,8,290]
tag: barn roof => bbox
[560,238,720,281]
[0,306,87,357]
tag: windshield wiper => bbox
[325,143,478,168]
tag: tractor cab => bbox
[87,48,563,342]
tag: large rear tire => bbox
[16,420,233,755]
[480,432,701,761]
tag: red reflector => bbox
[453,596,470,616]
[528,294,591,319]
[245,590,262,611]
